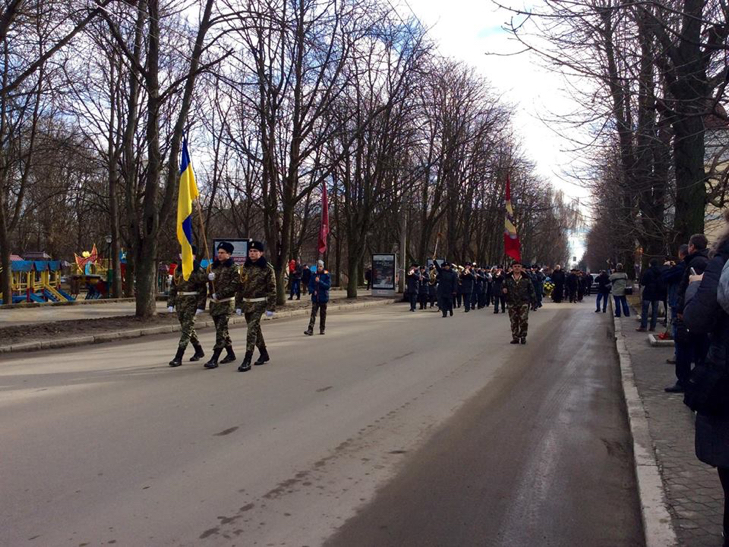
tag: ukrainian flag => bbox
[177,139,199,280]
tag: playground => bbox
[0,245,127,306]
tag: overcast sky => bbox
[404,0,591,259]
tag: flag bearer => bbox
[502,261,536,344]
[167,245,207,366]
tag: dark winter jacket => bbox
[492,272,505,293]
[418,271,429,296]
[302,267,312,286]
[406,270,421,295]
[459,270,475,294]
[678,249,710,313]
[683,239,729,467]
[551,269,566,286]
[640,265,664,302]
[596,272,611,294]
[309,270,331,304]
[434,262,458,297]
[661,262,685,308]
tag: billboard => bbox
[212,238,249,264]
[371,253,396,293]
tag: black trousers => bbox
[308,302,327,332]
[493,294,505,312]
[438,295,453,316]
[409,293,418,311]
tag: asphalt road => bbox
[1,302,643,546]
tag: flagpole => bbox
[194,199,215,294]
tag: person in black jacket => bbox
[666,234,711,393]
[417,266,429,309]
[301,264,312,296]
[566,269,579,303]
[683,222,729,545]
[637,258,664,331]
[492,267,506,313]
[595,270,611,313]
[434,260,458,317]
[460,264,475,312]
[405,264,420,312]
[551,265,566,303]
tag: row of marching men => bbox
[405,262,547,314]
[166,240,331,371]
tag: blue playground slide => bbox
[43,289,59,302]
[56,288,75,301]
[28,292,45,303]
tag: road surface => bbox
[1,302,643,546]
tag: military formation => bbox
[167,240,276,372]
[406,260,545,344]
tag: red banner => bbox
[504,176,521,262]
[318,183,329,255]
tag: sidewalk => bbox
[0,289,359,327]
[616,312,725,547]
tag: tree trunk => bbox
[0,202,11,303]
[135,242,157,316]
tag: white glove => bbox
[265,310,274,318]
[195,309,203,315]
[208,272,216,281]
[167,306,174,313]
[235,308,242,316]
[211,293,217,301]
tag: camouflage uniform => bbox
[168,262,208,349]
[209,258,239,350]
[503,274,536,341]
[235,257,277,352]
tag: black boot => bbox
[254,348,270,366]
[220,345,236,364]
[169,347,185,367]
[304,328,313,336]
[189,343,205,362]
[238,351,253,372]
[204,348,223,369]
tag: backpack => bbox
[718,259,729,314]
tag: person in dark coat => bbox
[637,258,664,331]
[417,266,429,309]
[405,264,420,312]
[551,265,566,303]
[475,268,486,309]
[595,270,611,313]
[492,267,506,313]
[459,264,475,312]
[428,265,438,308]
[301,264,312,296]
[662,245,688,363]
[434,260,458,317]
[667,234,711,393]
[484,269,493,308]
[566,269,579,303]
[683,221,729,545]
[530,265,545,308]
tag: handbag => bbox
[684,360,729,417]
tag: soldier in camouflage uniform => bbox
[204,241,240,369]
[167,245,208,366]
[502,261,536,344]
[235,240,277,372]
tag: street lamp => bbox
[105,235,112,296]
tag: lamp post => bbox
[105,235,112,297]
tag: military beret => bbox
[217,241,234,254]
[249,240,265,252]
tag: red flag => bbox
[318,183,329,255]
[504,175,521,262]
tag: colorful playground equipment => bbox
[71,244,127,299]
[0,259,75,304]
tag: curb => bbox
[648,333,675,347]
[612,300,679,547]
[0,298,396,355]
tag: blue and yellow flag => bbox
[177,139,199,280]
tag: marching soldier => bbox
[167,246,207,367]
[235,240,277,372]
[204,241,239,369]
[503,261,536,344]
